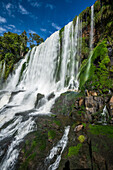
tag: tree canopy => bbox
[0,31,44,79]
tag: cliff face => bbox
[75,0,113,94]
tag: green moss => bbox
[78,135,85,143]
[94,0,101,12]
[79,40,113,92]
[51,114,57,118]
[82,123,86,128]
[68,143,82,157]
[19,152,37,170]
[73,16,77,26]
[53,120,61,126]
[59,26,64,44]
[92,144,99,153]
[89,124,113,138]
[81,37,89,58]
[48,130,56,140]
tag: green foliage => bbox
[89,124,113,138]
[81,37,89,58]
[82,123,86,128]
[78,135,85,143]
[68,143,82,157]
[79,40,113,93]
[53,120,61,126]
[94,0,101,12]
[92,144,99,152]
[0,31,44,79]
[28,33,44,49]
[59,26,64,45]
[48,130,56,140]
[73,16,77,27]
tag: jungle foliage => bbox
[0,31,44,79]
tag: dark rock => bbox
[108,46,112,57]
[51,91,79,115]
[74,125,84,132]
[48,92,55,100]
[108,96,113,117]
[35,93,44,108]
[85,96,104,115]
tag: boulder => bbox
[35,93,44,108]
[79,98,84,107]
[74,125,83,132]
[48,92,55,100]
[109,96,113,117]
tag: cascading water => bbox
[45,126,70,170]
[100,106,109,125]
[85,4,94,82]
[0,14,83,170]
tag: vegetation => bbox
[78,135,85,143]
[48,130,56,140]
[89,124,113,138]
[79,40,113,93]
[68,144,82,157]
[0,31,44,79]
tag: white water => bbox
[0,17,82,169]
[85,5,94,81]
[45,126,70,170]
[90,5,94,51]
[101,106,109,125]
[0,117,36,170]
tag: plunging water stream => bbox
[85,4,94,82]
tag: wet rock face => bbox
[108,46,113,58]
[109,96,113,123]
[51,91,112,123]
[59,123,113,170]
[51,91,79,116]
[85,96,104,114]
[17,115,71,170]
[34,93,44,108]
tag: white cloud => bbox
[40,28,46,32]
[14,29,21,33]
[0,27,7,33]
[0,16,7,23]
[19,4,29,15]
[9,25,15,28]
[6,3,12,10]
[28,30,36,34]
[30,2,41,7]
[27,0,42,8]
[4,25,16,30]
[52,23,61,30]
[46,4,54,10]
[5,3,15,17]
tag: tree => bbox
[28,33,44,49]
[0,31,44,79]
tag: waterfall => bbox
[45,126,70,170]
[100,106,109,125]
[0,17,82,169]
[68,17,82,90]
[85,5,94,81]
[90,5,94,51]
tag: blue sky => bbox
[0,0,96,39]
